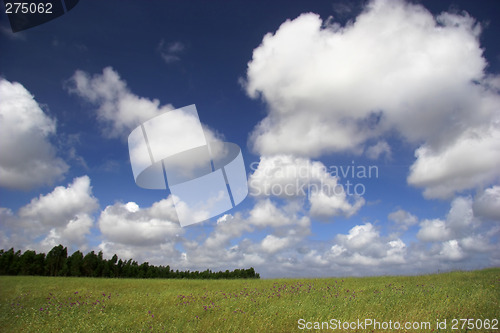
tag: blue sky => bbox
[0,0,499,278]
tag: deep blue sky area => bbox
[0,0,499,278]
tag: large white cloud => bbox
[0,78,68,190]
[407,124,500,199]
[66,67,225,180]
[66,67,223,145]
[473,186,500,221]
[243,0,500,198]
[19,175,98,226]
[327,223,407,267]
[416,196,479,242]
[95,197,186,266]
[40,214,94,251]
[411,195,495,265]
[0,176,99,253]
[249,155,365,219]
[98,197,183,247]
[66,67,175,138]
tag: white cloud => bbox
[0,78,68,190]
[243,0,500,197]
[248,198,310,229]
[417,218,452,242]
[19,176,98,227]
[0,176,98,253]
[388,209,418,230]
[98,197,183,247]
[249,155,331,198]
[325,223,407,267]
[337,223,380,251]
[261,234,292,253]
[439,240,464,261]
[98,241,182,267]
[40,214,93,251]
[159,200,312,274]
[309,189,365,219]
[249,155,364,219]
[417,196,480,243]
[460,235,492,253]
[66,67,175,138]
[66,67,225,179]
[446,196,476,235]
[366,141,391,160]
[407,124,500,199]
[473,186,500,221]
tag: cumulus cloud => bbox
[98,240,183,267]
[173,213,257,269]
[366,141,391,160]
[260,234,292,253]
[19,176,98,226]
[65,67,176,138]
[95,197,187,265]
[326,223,407,267]
[407,124,500,199]
[98,197,183,247]
[243,0,500,197]
[417,218,452,242]
[165,201,312,274]
[40,214,94,251]
[439,239,465,261]
[415,194,496,263]
[284,196,497,276]
[388,209,418,230]
[417,196,477,242]
[0,176,98,253]
[247,199,311,231]
[0,78,68,190]
[249,155,365,219]
[473,186,500,220]
[309,189,365,219]
[65,67,225,181]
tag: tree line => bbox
[0,245,260,279]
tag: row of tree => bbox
[0,245,260,279]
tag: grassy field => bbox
[0,268,498,332]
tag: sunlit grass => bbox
[0,268,498,332]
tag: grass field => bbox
[0,268,498,332]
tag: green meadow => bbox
[0,268,498,332]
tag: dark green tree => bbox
[45,245,67,276]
